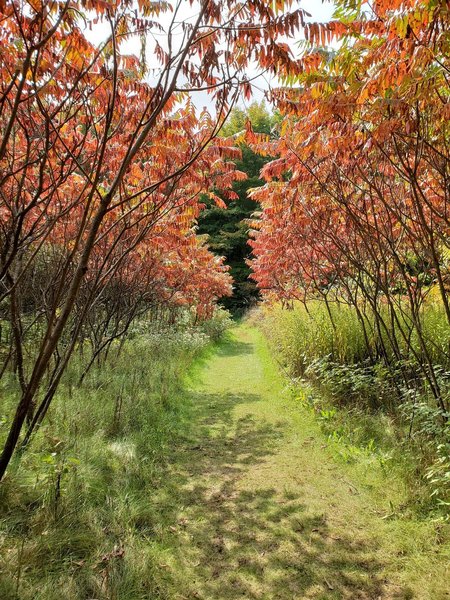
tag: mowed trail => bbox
[157,324,442,600]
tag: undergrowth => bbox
[0,310,230,600]
[254,302,450,513]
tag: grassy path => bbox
[152,325,448,599]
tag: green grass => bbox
[257,299,450,371]
[257,301,450,507]
[1,322,449,598]
[159,324,447,600]
[0,325,213,599]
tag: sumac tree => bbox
[248,0,450,415]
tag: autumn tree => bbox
[249,0,450,415]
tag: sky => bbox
[300,0,335,22]
[84,1,335,112]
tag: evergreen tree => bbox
[198,102,278,314]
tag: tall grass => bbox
[0,311,231,599]
[257,300,450,510]
[260,301,368,372]
[260,300,450,375]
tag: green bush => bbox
[198,307,234,341]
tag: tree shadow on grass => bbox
[214,336,255,358]
[151,386,412,600]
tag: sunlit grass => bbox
[0,321,448,599]
[0,324,214,600]
[258,299,450,374]
[257,300,450,508]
